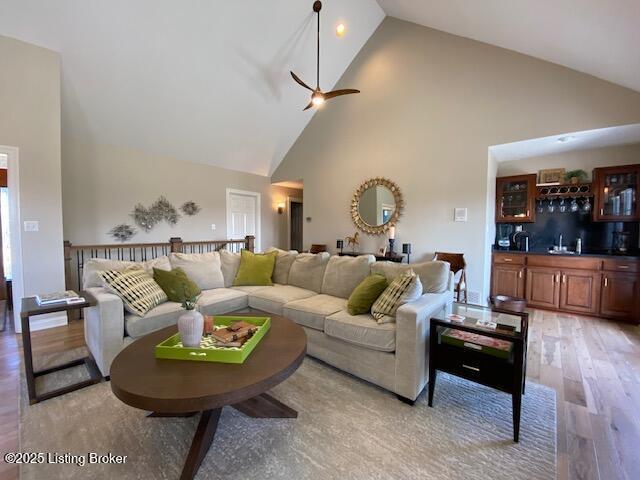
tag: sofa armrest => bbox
[394,291,454,400]
[84,287,125,377]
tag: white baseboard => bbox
[14,313,69,333]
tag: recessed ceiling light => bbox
[336,23,346,37]
[557,135,576,143]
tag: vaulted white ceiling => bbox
[1,1,638,177]
[377,0,640,93]
[0,0,385,175]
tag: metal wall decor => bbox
[181,201,201,216]
[131,203,158,232]
[350,177,404,235]
[109,224,137,242]
[151,196,180,225]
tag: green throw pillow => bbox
[232,250,277,286]
[153,267,201,302]
[347,274,388,315]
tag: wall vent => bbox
[467,290,481,304]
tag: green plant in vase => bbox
[564,169,588,185]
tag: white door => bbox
[226,189,260,251]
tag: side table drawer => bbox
[435,343,514,392]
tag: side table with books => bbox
[21,290,103,404]
[428,303,528,442]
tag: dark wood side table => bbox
[338,251,405,263]
[428,303,528,442]
[20,291,102,404]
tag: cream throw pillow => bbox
[371,270,423,323]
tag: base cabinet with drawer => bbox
[491,252,638,323]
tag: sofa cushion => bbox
[169,252,225,290]
[83,256,171,289]
[153,267,201,302]
[324,310,396,352]
[283,294,347,331]
[266,247,298,284]
[233,250,277,286]
[219,250,240,287]
[371,260,450,293]
[99,267,168,317]
[321,254,375,299]
[125,301,183,338]
[248,285,316,315]
[231,285,271,294]
[196,288,249,315]
[347,274,388,315]
[288,252,330,293]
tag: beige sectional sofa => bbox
[83,250,453,402]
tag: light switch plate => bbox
[24,220,39,232]
[454,208,468,222]
[211,224,216,231]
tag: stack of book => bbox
[35,290,85,306]
[210,321,258,348]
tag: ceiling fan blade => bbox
[303,101,314,111]
[290,71,314,91]
[323,89,360,100]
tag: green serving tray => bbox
[155,316,270,364]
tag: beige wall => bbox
[0,35,65,328]
[272,18,640,301]
[62,138,301,250]
[497,143,640,179]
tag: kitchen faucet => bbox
[558,234,563,250]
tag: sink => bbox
[548,250,576,255]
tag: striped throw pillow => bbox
[371,270,420,322]
[99,267,168,317]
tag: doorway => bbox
[288,197,303,251]
[226,189,261,251]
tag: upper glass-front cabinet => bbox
[496,174,537,223]
[593,165,640,221]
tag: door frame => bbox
[226,188,261,252]
[286,196,303,251]
[0,145,25,331]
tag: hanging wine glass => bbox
[582,197,592,213]
[570,197,579,212]
[559,198,567,213]
[548,197,556,213]
[537,199,544,214]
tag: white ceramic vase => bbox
[178,309,204,348]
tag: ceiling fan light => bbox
[311,93,325,106]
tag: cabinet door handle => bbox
[604,277,608,287]
[526,210,530,217]
[562,274,566,284]
[618,265,629,269]
[462,364,480,372]
[554,274,560,283]
[600,208,604,215]
[503,258,512,262]
[519,270,523,279]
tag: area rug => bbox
[20,350,556,479]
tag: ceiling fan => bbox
[290,1,360,111]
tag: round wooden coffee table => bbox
[110,314,306,480]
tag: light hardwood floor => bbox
[0,309,638,480]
